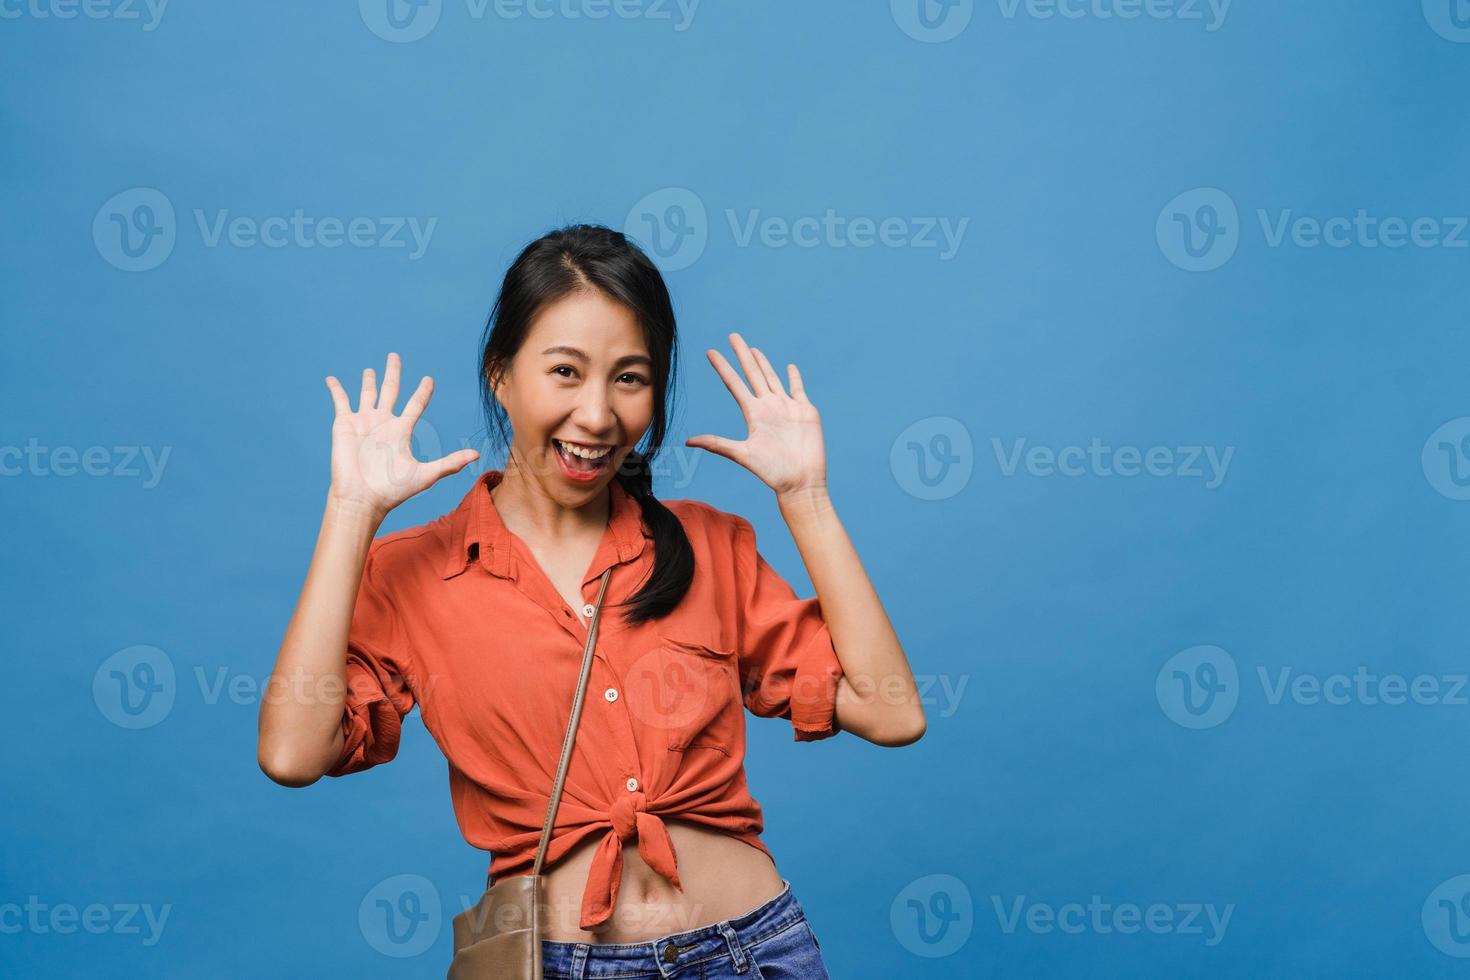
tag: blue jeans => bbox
[541,878,831,979]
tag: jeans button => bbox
[661,941,678,963]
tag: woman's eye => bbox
[552,366,646,386]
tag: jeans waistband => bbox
[541,878,805,978]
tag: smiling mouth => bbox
[552,438,613,475]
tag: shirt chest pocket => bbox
[624,630,740,757]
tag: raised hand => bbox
[684,332,827,497]
[324,352,480,517]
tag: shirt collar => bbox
[441,469,649,581]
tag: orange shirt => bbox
[327,469,844,931]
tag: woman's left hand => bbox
[685,332,827,498]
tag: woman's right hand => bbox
[324,352,480,519]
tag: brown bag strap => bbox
[486,566,615,888]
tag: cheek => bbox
[621,400,655,442]
[515,382,573,425]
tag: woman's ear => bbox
[486,362,508,406]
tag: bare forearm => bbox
[257,496,384,785]
[776,486,925,745]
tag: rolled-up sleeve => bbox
[730,516,844,742]
[326,540,417,777]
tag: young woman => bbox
[258,224,926,978]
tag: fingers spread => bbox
[728,331,770,396]
[359,367,377,412]
[750,346,785,397]
[787,363,807,401]
[401,375,433,423]
[706,347,754,406]
[686,433,741,463]
[432,448,480,480]
[378,352,401,413]
[325,376,350,415]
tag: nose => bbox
[570,379,616,437]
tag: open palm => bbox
[684,332,827,497]
[325,352,479,517]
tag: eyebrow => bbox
[540,345,653,370]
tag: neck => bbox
[493,452,612,543]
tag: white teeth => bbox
[555,439,611,460]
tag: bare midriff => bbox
[539,818,785,943]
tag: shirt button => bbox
[626,777,639,792]
[582,603,595,618]
[604,688,619,702]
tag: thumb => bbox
[428,448,480,482]
[685,434,742,462]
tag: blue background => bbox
[6,1,1470,976]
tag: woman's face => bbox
[491,289,656,504]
